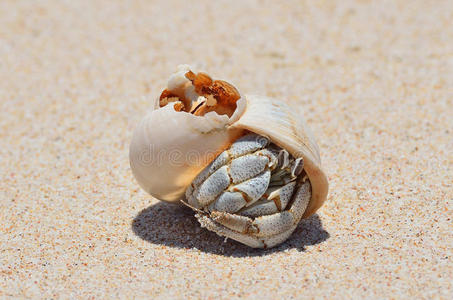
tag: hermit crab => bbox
[129,65,328,248]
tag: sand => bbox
[1,0,452,298]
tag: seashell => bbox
[129,65,328,248]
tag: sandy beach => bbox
[1,0,452,298]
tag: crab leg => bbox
[287,179,311,221]
[193,166,231,206]
[229,154,270,183]
[186,132,313,248]
[196,214,299,249]
[238,181,297,217]
[207,180,311,238]
[187,134,271,208]
[211,211,294,237]
[228,134,269,158]
[262,225,299,248]
[196,214,266,248]
[237,199,278,217]
[209,192,247,213]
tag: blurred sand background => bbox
[1,0,452,298]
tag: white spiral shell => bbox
[129,67,328,219]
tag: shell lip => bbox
[231,94,328,218]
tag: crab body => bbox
[185,133,311,248]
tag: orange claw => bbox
[159,88,191,112]
[159,89,178,107]
[185,71,240,117]
[211,80,241,106]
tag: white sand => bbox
[1,0,452,298]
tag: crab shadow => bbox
[132,202,329,257]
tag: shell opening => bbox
[158,67,241,118]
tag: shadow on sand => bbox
[132,202,329,257]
